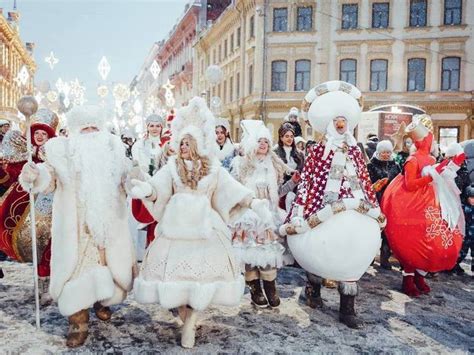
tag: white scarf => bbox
[322,123,358,160]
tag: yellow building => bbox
[193,0,473,145]
[0,10,36,117]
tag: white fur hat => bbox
[67,105,106,134]
[376,140,394,153]
[240,119,272,156]
[302,81,362,134]
[445,142,463,158]
[171,97,216,157]
[284,107,299,122]
[215,117,230,132]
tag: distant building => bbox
[0,8,36,117]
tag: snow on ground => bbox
[0,260,473,353]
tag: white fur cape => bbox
[22,134,135,316]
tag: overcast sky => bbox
[2,0,188,103]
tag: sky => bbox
[1,0,188,104]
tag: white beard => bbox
[69,131,123,248]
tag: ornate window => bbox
[372,3,389,28]
[410,0,427,27]
[340,59,357,85]
[441,57,460,91]
[370,59,388,91]
[342,4,358,29]
[295,60,311,91]
[407,58,426,91]
[271,60,287,91]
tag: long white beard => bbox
[70,131,123,248]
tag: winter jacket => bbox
[464,140,474,184]
[365,141,378,160]
[367,156,401,201]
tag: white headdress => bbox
[240,119,272,156]
[284,107,299,122]
[215,117,230,132]
[67,105,107,135]
[171,97,216,157]
[145,114,164,126]
[302,80,362,134]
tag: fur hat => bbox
[302,80,362,134]
[376,140,394,153]
[67,105,107,134]
[444,142,463,158]
[465,184,474,198]
[0,119,10,126]
[284,107,299,122]
[30,108,58,138]
[240,119,272,156]
[295,136,306,145]
[215,117,230,132]
[145,114,164,126]
[406,116,430,142]
[171,97,216,157]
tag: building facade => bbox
[0,9,36,117]
[131,0,231,115]
[193,0,473,145]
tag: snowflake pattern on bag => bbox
[425,206,455,249]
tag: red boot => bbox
[414,272,431,294]
[402,275,420,297]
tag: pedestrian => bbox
[367,140,401,270]
[20,105,136,348]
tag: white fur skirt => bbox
[133,232,244,311]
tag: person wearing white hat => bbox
[132,113,167,177]
[280,81,385,329]
[131,97,273,348]
[367,140,401,270]
[20,105,136,347]
[230,120,294,308]
[284,106,302,137]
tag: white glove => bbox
[421,165,435,177]
[130,179,153,200]
[21,162,40,184]
[290,216,310,234]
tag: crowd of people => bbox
[0,80,472,349]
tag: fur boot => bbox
[338,282,362,329]
[305,273,323,309]
[262,279,280,308]
[38,277,53,307]
[93,302,112,321]
[66,309,89,348]
[246,279,268,307]
[380,239,392,270]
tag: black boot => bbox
[305,281,323,309]
[262,279,280,307]
[246,280,268,307]
[339,294,363,329]
[0,268,3,279]
[380,237,392,270]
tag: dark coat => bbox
[367,156,401,201]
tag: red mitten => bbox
[452,152,466,166]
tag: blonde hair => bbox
[176,134,210,189]
[238,149,288,185]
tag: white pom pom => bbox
[205,65,223,85]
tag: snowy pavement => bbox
[0,260,473,353]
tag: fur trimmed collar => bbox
[167,156,221,191]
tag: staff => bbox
[17,96,40,330]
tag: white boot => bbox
[39,277,53,306]
[181,308,198,349]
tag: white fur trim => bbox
[133,275,245,311]
[57,266,115,316]
[233,243,285,269]
[67,105,107,134]
[338,281,359,296]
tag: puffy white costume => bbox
[281,81,385,328]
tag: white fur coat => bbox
[22,133,135,316]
